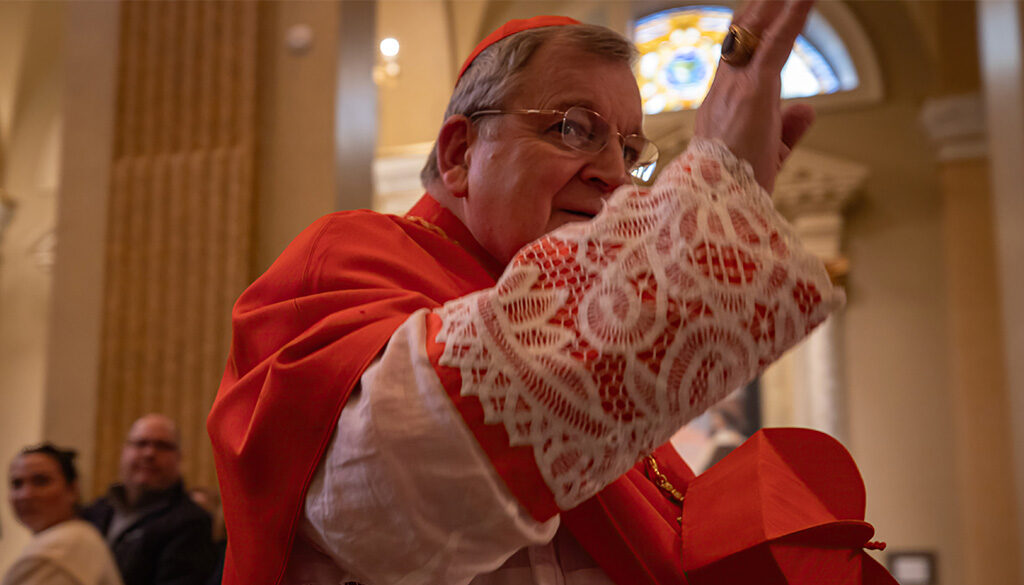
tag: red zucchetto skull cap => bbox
[456,15,581,83]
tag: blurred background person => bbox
[4,443,122,585]
[81,415,214,585]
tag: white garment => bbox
[289,313,609,585]
[1,519,124,585]
[290,138,842,584]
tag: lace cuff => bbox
[434,137,844,510]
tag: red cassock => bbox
[209,195,896,585]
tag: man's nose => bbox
[581,140,631,193]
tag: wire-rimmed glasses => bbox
[469,105,660,182]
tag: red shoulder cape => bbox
[209,196,497,584]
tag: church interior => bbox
[1,1,1022,583]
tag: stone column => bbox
[760,148,867,442]
[920,91,1021,585]
[90,1,259,494]
[977,1,1024,577]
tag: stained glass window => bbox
[634,6,847,115]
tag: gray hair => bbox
[420,23,637,188]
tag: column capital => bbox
[772,147,869,219]
[772,147,868,268]
[920,92,987,161]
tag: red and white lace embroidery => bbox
[435,137,843,509]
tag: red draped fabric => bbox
[209,196,498,585]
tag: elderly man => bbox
[82,415,215,585]
[211,2,893,584]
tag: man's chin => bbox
[129,476,169,492]
[18,513,51,533]
[16,510,39,526]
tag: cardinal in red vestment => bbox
[209,4,898,584]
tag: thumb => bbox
[780,103,815,151]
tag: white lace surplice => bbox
[291,137,843,585]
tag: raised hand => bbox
[694,0,815,192]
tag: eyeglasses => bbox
[125,439,178,452]
[469,105,660,181]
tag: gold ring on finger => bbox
[720,24,760,67]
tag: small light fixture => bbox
[374,37,401,85]
[285,24,314,55]
[379,37,400,58]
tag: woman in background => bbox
[3,444,122,585]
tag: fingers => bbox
[723,0,785,69]
[725,1,813,76]
[756,0,815,71]
[697,0,816,192]
[731,0,787,35]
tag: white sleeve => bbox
[434,136,844,508]
[300,309,558,585]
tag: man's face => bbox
[120,416,181,494]
[460,40,646,265]
[8,453,78,534]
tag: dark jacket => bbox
[82,481,216,585]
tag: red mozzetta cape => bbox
[208,195,695,585]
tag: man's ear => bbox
[437,115,474,198]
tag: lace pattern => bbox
[435,137,843,509]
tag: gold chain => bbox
[645,455,685,524]
[644,455,686,504]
